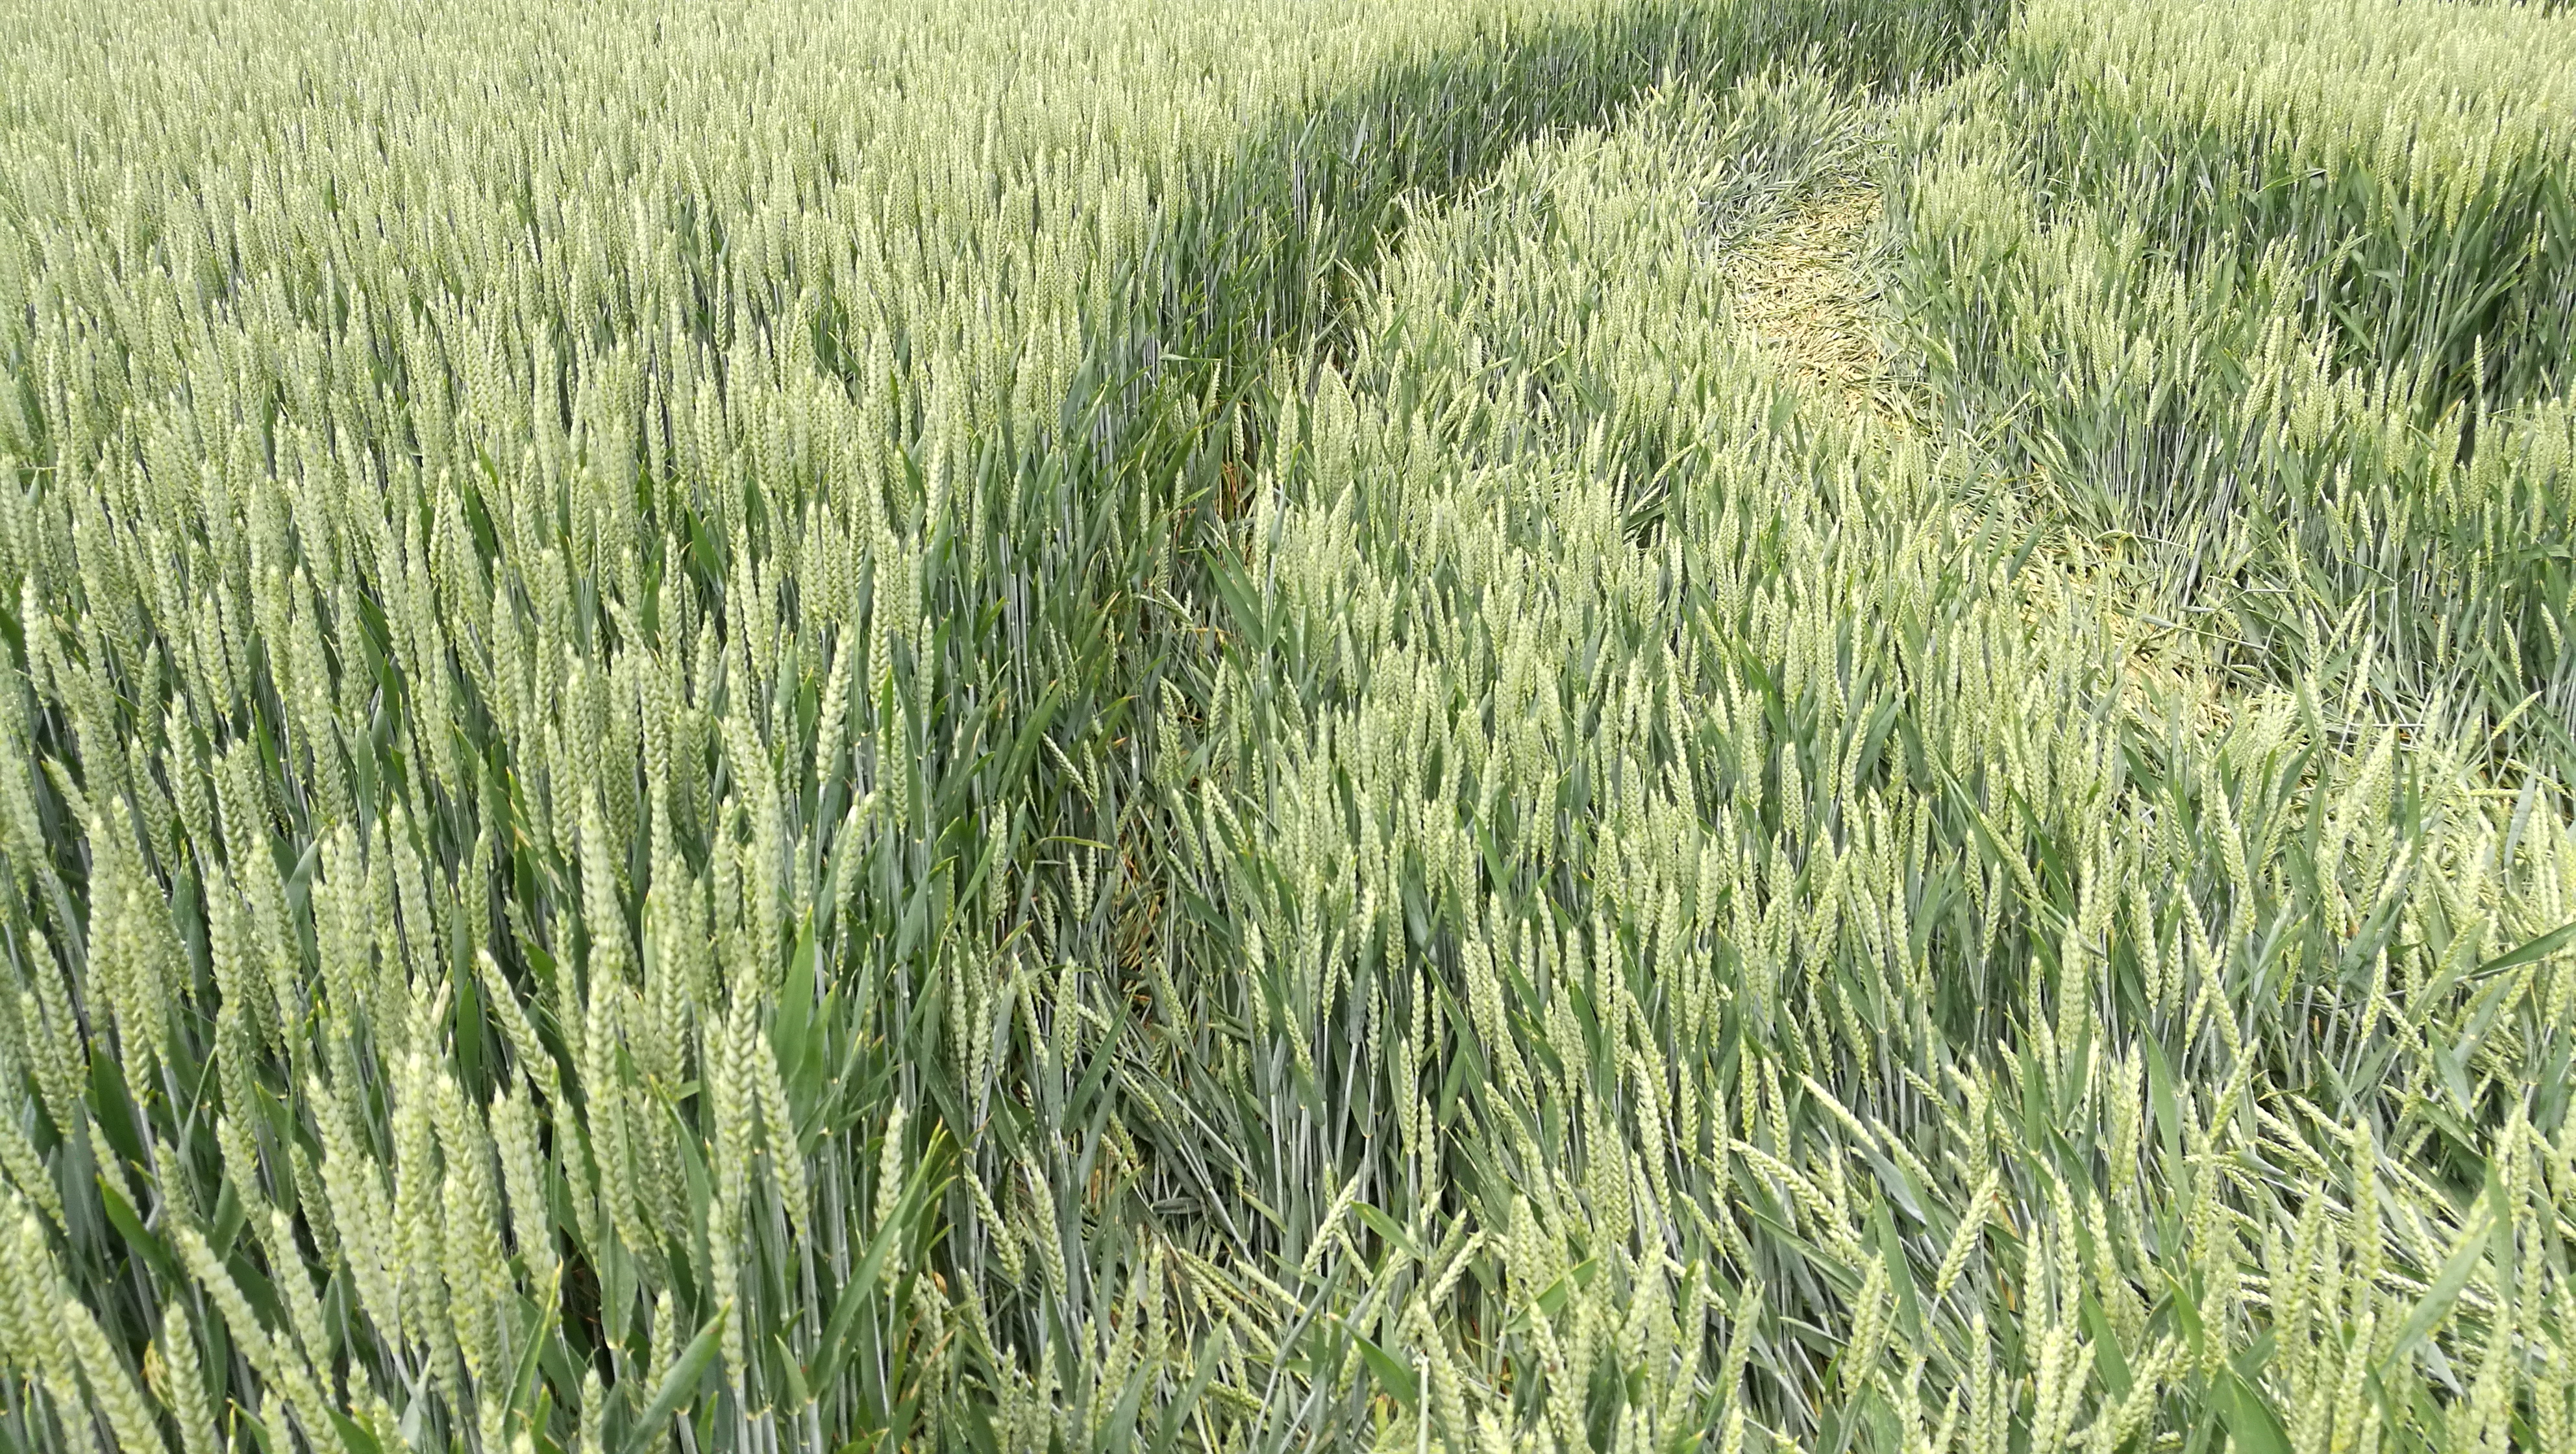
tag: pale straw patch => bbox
[1726,181,1903,425]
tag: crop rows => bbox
[0,0,2570,1450]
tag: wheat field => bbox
[1,0,2571,1449]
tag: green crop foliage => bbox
[0,0,2570,1451]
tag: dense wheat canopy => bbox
[0,0,2571,1450]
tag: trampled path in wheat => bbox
[1726,181,1905,426]
[4,0,2574,1450]
[1726,165,2255,743]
